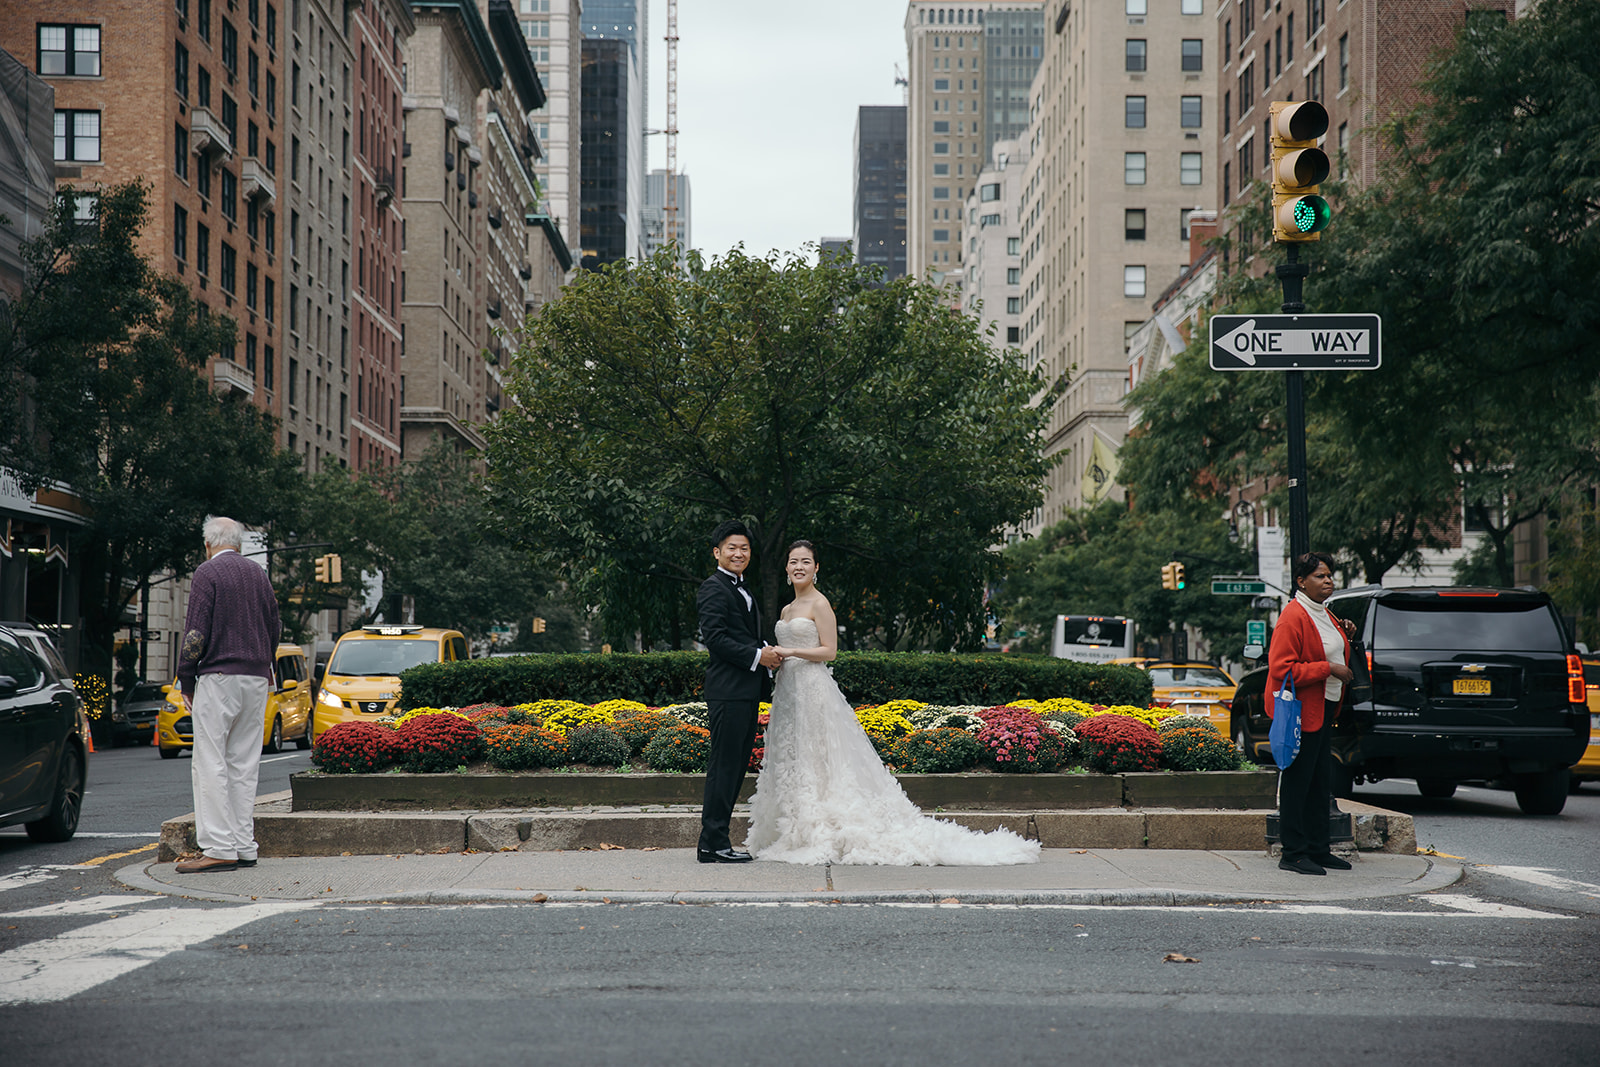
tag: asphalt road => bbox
[1,752,1597,1065]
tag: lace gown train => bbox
[745,618,1040,866]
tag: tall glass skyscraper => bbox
[582,0,647,114]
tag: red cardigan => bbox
[1266,598,1351,733]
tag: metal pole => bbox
[1276,245,1311,563]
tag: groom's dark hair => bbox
[709,519,752,548]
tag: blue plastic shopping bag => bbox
[1269,670,1302,769]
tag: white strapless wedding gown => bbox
[745,618,1040,866]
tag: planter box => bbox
[290,769,1270,813]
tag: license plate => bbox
[1452,678,1491,696]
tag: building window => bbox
[1309,0,1325,38]
[198,0,211,40]
[980,183,1001,202]
[198,65,211,108]
[248,49,259,98]
[175,124,189,178]
[1124,266,1147,298]
[174,204,188,262]
[933,142,950,155]
[220,167,237,219]
[1307,61,1324,102]
[1181,39,1203,72]
[1182,0,1203,14]
[196,223,210,275]
[1007,237,1021,255]
[1001,267,1018,285]
[933,229,950,242]
[266,4,277,50]
[220,242,236,292]
[1125,209,1146,241]
[1240,0,1255,40]
[1180,207,1197,240]
[934,120,950,133]
[245,334,256,375]
[1126,40,1147,73]
[246,262,258,310]
[1006,297,1021,314]
[1124,152,1146,185]
[222,20,238,75]
[37,25,100,77]
[933,187,951,200]
[933,162,950,176]
[221,93,237,137]
[197,153,211,199]
[1180,152,1203,185]
[53,110,100,161]
[176,43,190,98]
[1125,96,1146,129]
[1238,140,1254,191]
[1222,163,1231,205]
[1287,13,1295,58]
[1126,0,1147,14]
[264,277,275,321]
[1338,33,1349,91]
[264,344,274,389]
[263,208,274,254]
[934,78,950,91]
[1338,122,1349,178]
[1181,96,1203,128]
[1238,64,1254,117]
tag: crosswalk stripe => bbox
[0,902,315,1005]
[1,895,165,918]
[1470,865,1600,897]
[1417,893,1569,919]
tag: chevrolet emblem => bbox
[1461,664,1487,673]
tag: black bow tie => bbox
[729,574,745,588]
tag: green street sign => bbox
[1212,577,1268,595]
[1247,620,1267,642]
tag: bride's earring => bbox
[785,575,793,585]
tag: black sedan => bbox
[0,624,88,841]
[111,680,166,747]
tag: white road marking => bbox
[1470,865,1600,897]
[259,754,308,764]
[1,895,165,918]
[1417,893,1567,919]
[0,866,93,894]
[0,902,316,1005]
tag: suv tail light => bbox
[1569,655,1586,704]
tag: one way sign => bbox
[1209,314,1382,371]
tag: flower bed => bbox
[310,696,1249,778]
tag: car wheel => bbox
[158,745,180,760]
[24,744,84,843]
[263,715,283,755]
[1416,779,1457,799]
[1513,768,1569,816]
[294,720,313,750]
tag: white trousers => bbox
[190,673,269,861]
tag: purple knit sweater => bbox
[177,549,282,699]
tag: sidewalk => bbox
[117,846,1461,907]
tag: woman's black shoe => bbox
[1279,856,1326,875]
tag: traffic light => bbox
[313,554,342,584]
[1173,562,1185,590]
[314,555,329,583]
[1269,100,1332,242]
[1161,562,1177,591]
[531,616,547,634]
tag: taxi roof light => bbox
[362,624,424,635]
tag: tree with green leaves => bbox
[485,248,1062,651]
[0,182,302,696]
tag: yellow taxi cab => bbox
[1573,656,1600,788]
[156,644,314,758]
[310,625,468,742]
[1146,661,1239,737]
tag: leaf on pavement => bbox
[1162,952,1200,964]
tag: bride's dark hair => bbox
[786,539,817,560]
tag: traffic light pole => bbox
[1276,245,1311,565]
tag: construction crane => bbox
[664,0,679,249]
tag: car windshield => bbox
[1150,667,1234,688]
[327,639,440,677]
[127,684,166,702]
[1372,601,1564,652]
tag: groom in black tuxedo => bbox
[696,520,782,863]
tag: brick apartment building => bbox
[2,0,289,420]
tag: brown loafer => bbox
[174,855,240,873]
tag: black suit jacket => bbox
[697,572,771,703]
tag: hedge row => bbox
[397,651,1152,711]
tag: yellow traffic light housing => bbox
[1173,562,1185,590]
[327,554,342,584]
[531,616,547,634]
[314,555,329,583]
[1269,101,1332,242]
[1161,563,1177,591]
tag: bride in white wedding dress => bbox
[744,541,1040,866]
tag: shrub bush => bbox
[930,709,986,733]
[660,702,708,728]
[399,650,1152,710]
[1042,708,1087,731]
[1034,697,1097,718]
[1160,726,1242,771]
[312,722,397,774]
[1156,713,1216,734]
[890,728,986,773]
[394,712,485,773]
[1041,721,1080,760]
[974,707,1066,773]
[1077,714,1162,773]
[565,724,630,768]
[540,702,615,736]
[1086,704,1176,730]
[482,724,570,770]
[854,704,916,739]
[641,723,712,772]
[591,699,650,719]
[612,709,683,756]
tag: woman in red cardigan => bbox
[1268,551,1357,876]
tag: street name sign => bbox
[1209,313,1381,371]
[1213,576,1269,595]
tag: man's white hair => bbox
[202,515,245,550]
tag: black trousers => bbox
[1278,725,1332,861]
[699,698,760,852]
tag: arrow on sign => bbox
[1216,319,1372,366]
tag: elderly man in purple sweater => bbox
[174,516,281,874]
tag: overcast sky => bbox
[643,1,911,263]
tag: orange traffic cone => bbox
[85,724,95,754]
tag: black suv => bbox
[1318,586,1588,815]
[0,624,88,841]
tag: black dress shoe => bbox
[1279,856,1326,876]
[697,848,754,864]
[236,857,258,868]
[1313,853,1352,870]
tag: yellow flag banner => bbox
[1082,431,1121,505]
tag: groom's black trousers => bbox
[700,698,761,852]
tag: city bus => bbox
[1051,615,1137,663]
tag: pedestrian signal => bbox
[1269,100,1332,242]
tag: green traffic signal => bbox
[1287,194,1332,235]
